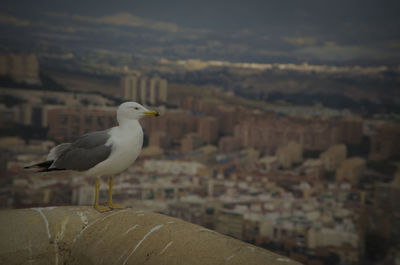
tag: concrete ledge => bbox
[0,206,300,265]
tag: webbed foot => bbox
[107,202,126,210]
[94,204,112,213]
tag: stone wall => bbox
[0,206,301,265]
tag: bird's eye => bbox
[134,107,139,110]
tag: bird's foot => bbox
[107,202,126,210]
[94,204,112,213]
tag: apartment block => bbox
[121,75,167,105]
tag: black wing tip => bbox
[38,168,66,172]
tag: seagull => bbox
[25,102,160,212]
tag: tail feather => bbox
[24,160,54,170]
[25,160,66,172]
[38,167,66,172]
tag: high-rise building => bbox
[198,117,219,144]
[181,133,203,152]
[369,123,400,160]
[140,110,198,144]
[121,75,167,105]
[218,136,241,153]
[0,53,40,84]
[149,131,171,149]
[47,106,116,142]
[234,115,363,154]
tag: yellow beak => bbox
[145,110,160,117]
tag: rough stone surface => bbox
[0,206,301,265]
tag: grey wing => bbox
[50,130,113,171]
[47,143,72,161]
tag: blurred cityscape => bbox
[1,52,399,265]
[1,2,400,265]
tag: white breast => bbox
[85,121,143,177]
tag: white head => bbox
[117,102,159,123]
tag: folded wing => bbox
[26,130,113,172]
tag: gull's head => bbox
[117,102,159,122]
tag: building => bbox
[237,148,260,170]
[140,110,198,145]
[0,137,53,154]
[215,208,245,240]
[336,157,366,184]
[167,196,205,225]
[72,186,95,205]
[217,107,237,135]
[121,75,167,105]
[181,96,243,137]
[0,104,19,127]
[299,159,324,180]
[338,116,363,145]
[374,175,400,214]
[234,115,362,154]
[218,136,241,153]
[319,144,347,172]
[369,123,400,160]
[256,156,279,172]
[276,142,303,169]
[0,88,115,108]
[307,227,358,249]
[198,117,219,144]
[181,133,203,152]
[190,145,217,164]
[0,53,40,84]
[143,159,206,176]
[0,103,49,128]
[359,176,400,262]
[47,106,116,141]
[149,131,171,150]
[140,146,164,157]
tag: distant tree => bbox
[0,72,66,91]
[365,233,389,262]
[80,99,90,106]
[367,160,397,179]
[39,72,67,91]
[303,149,322,159]
[143,134,149,147]
[322,252,340,265]
[41,97,65,105]
[0,124,48,142]
[0,94,27,107]
[323,171,336,181]
[346,136,370,157]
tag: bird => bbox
[25,102,160,212]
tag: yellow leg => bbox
[107,176,126,209]
[94,178,111,213]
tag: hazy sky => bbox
[4,0,399,32]
[2,0,400,64]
